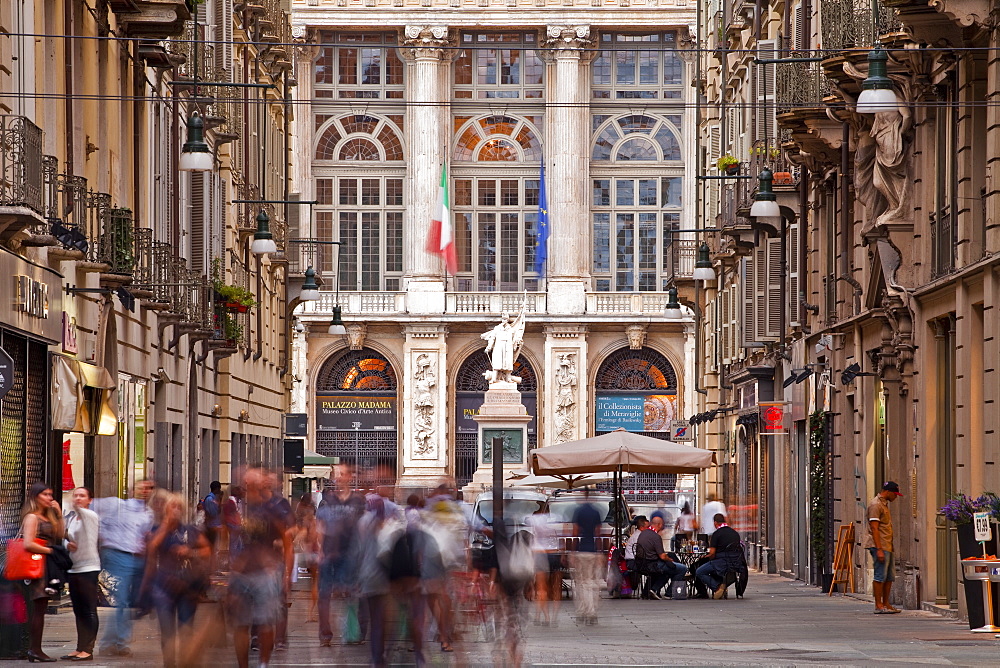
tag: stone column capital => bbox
[543,25,593,52]
[543,324,588,339]
[401,25,454,58]
[404,323,449,340]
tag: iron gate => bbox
[0,332,48,538]
[316,429,397,491]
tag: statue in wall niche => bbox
[481,298,527,385]
[413,353,436,455]
[554,353,578,444]
[870,106,913,227]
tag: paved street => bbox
[5,573,998,667]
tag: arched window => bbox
[454,115,541,162]
[615,137,658,161]
[339,138,381,161]
[478,138,520,162]
[591,114,681,162]
[316,348,398,392]
[315,114,404,161]
[595,346,677,392]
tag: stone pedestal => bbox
[462,381,532,501]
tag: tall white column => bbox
[543,324,589,446]
[398,324,450,491]
[402,26,451,314]
[543,26,592,315]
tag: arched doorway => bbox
[314,348,398,491]
[454,351,537,489]
[594,347,678,503]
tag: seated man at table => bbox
[696,513,744,599]
[635,516,686,600]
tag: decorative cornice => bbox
[544,324,587,338]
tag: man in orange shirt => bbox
[864,481,903,614]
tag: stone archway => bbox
[314,347,399,491]
[593,346,678,503]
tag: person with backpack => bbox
[202,482,223,554]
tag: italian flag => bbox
[426,163,458,275]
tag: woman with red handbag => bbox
[18,482,65,663]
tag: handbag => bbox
[3,536,45,581]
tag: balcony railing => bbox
[776,55,827,115]
[665,238,698,279]
[168,21,215,83]
[304,291,681,317]
[821,0,902,52]
[84,193,136,275]
[0,115,44,216]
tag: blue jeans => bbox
[642,559,686,595]
[99,548,144,652]
[151,585,197,667]
[696,559,729,592]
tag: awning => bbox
[51,355,118,435]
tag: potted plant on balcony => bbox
[221,314,242,348]
[215,284,256,313]
[716,154,740,175]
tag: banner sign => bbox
[316,394,396,431]
[456,393,537,435]
[758,402,787,435]
[596,394,676,432]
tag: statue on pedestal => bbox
[481,300,527,385]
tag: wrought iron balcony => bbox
[775,55,827,116]
[168,21,215,84]
[81,193,136,277]
[821,0,902,52]
[0,115,45,242]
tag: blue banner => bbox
[595,395,645,432]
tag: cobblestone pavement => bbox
[4,574,999,666]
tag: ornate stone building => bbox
[289,1,704,497]
[698,0,1000,619]
[0,0,293,528]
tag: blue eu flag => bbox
[534,160,549,276]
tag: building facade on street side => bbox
[288,1,708,500]
[697,0,1000,618]
[0,0,293,531]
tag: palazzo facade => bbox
[288,0,703,495]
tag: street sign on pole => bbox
[670,420,693,441]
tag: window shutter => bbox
[754,241,769,341]
[190,172,205,272]
[765,237,783,339]
[213,0,234,80]
[212,177,225,268]
[730,283,740,359]
[788,220,801,328]
[793,5,806,51]
[720,286,731,364]
[741,255,756,347]
[755,40,778,143]
[709,123,721,219]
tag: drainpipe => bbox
[64,0,74,177]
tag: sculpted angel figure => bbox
[481,300,527,385]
